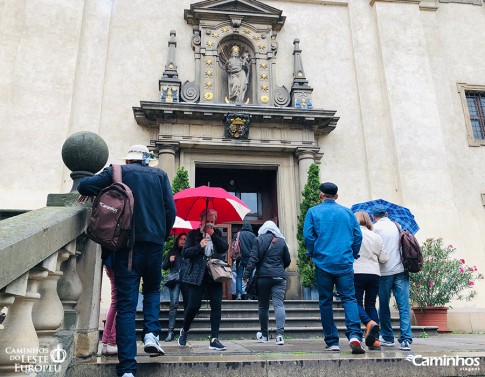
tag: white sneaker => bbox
[122,374,134,377]
[256,331,268,343]
[349,338,366,354]
[379,335,395,347]
[275,335,284,345]
[143,333,165,355]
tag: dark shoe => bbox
[349,338,366,354]
[368,340,381,350]
[365,320,380,347]
[165,331,174,342]
[209,338,226,351]
[178,329,187,347]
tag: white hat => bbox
[123,145,158,166]
[124,145,150,160]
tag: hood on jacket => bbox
[241,221,253,232]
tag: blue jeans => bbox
[354,273,380,325]
[235,262,245,297]
[315,267,363,347]
[167,282,181,332]
[112,242,164,377]
[378,272,412,344]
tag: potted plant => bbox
[296,163,320,298]
[409,238,483,331]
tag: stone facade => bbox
[1,0,485,320]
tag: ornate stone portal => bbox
[133,0,340,298]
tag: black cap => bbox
[319,182,338,195]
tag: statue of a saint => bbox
[224,45,251,103]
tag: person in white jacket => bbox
[353,211,389,350]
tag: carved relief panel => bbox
[182,0,290,107]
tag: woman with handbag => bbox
[178,208,229,351]
[243,221,291,345]
[162,232,187,342]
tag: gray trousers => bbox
[257,277,287,337]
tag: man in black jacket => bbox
[234,221,256,299]
[78,144,176,377]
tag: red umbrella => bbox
[171,216,200,234]
[173,186,251,224]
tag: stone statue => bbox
[224,45,251,103]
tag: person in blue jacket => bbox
[303,182,365,354]
[78,144,176,377]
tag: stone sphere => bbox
[62,131,109,173]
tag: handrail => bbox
[0,205,88,290]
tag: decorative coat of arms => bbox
[224,113,251,139]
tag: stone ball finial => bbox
[62,132,109,191]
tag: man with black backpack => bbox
[371,204,413,351]
[232,221,256,300]
[78,144,176,377]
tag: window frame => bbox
[457,83,485,147]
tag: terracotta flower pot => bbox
[412,306,449,332]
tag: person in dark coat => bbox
[178,208,229,351]
[243,221,291,345]
[233,221,256,300]
[78,144,176,377]
[162,232,187,342]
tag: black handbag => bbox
[246,270,258,297]
[164,271,180,288]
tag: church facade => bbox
[1,0,485,328]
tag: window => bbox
[457,83,485,146]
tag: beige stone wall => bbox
[1,0,484,311]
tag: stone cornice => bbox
[133,101,339,135]
[370,0,421,5]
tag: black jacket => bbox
[243,232,291,280]
[233,222,256,267]
[162,244,183,273]
[78,162,176,245]
[180,228,228,286]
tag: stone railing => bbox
[0,194,103,376]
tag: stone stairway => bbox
[129,299,438,339]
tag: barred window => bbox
[457,83,485,146]
[466,92,485,140]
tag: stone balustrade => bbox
[0,203,97,376]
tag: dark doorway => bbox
[196,165,278,299]
[195,166,278,227]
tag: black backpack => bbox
[394,222,423,273]
[87,165,135,251]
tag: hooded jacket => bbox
[233,221,256,267]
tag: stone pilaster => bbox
[154,143,180,182]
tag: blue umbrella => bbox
[351,199,419,234]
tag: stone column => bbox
[155,143,179,182]
[57,240,82,330]
[0,270,47,376]
[32,250,70,347]
[295,148,319,195]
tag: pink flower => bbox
[460,259,466,264]
[469,267,475,272]
[429,281,435,287]
[448,244,453,249]
[473,266,478,271]
[459,267,465,273]
[469,281,474,286]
